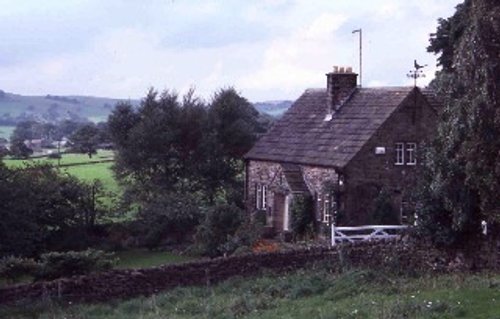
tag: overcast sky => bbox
[0,0,461,102]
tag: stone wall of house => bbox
[246,160,283,217]
[302,165,338,195]
[343,89,438,224]
[2,240,496,305]
[246,160,338,229]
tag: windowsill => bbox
[406,163,417,166]
[395,163,405,166]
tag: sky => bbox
[0,0,462,102]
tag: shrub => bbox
[35,249,116,280]
[138,192,203,248]
[47,152,62,159]
[290,194,315,240]
[193,204,243,257]
[0,256,38,283]
[370,187,399,225]
[220,216,265,255]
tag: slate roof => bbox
[281,163,310,193]
[245,86,417,168]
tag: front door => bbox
[273,193,286,231]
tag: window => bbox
[406,143,417,165]
[255,183,267,210]
[395,142,417,165]
[395,143,404,165]
[323,194,331,223]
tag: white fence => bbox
[331,225,408,246]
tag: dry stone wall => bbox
[1,240,497,305]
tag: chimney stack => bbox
[326,65,358,116]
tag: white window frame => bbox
[262,185,267,209]
[406,143,417,165]
[255,183,267,210]
[322,195,331,223]
[395,143,405,165]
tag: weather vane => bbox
[407,60,427,87]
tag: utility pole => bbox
[352,28,362,87]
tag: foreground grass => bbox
[114,249,195,269]
[1,267,498,319]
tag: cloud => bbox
[0,0,462,102]
[239,13,349,95]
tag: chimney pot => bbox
[326,65,358,114]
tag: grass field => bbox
[1,269,498,319]
[0,125,14,139]
[3,150,122,213]
[3,150,115,167]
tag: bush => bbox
[370,187,399,225]
[193,204,244,257]
[47,152,62,159]
[220,216,265,255]
[138,192,203,248]
[290,195,315,240]
[35,249,116,280]
[0,256,38,282]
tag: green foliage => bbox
[370,187,399,225]
[193,204,244,257]
[0,256,38,282]
[418,0,500,247]
[290,194,315,240]
[0,164,111,257]
[137,192,203,248]
[108,88,267,212]
[219,216,265,256]
[35,249,116,281]
[69,123,100,158]
[9,139,33,158]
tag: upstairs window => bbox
[395,143,405,165]
[395,142,417,165]
[406,143,417,165]
[255,183,267,210]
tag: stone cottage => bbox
[243,66,441,235]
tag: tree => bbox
[9,140,33,159]
[416,0,500,247]
[0,164,109,257]
[70,123,100,158]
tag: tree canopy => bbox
[417,0,500,246]
[108,87,268,207]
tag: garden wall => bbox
[0,240,497,305]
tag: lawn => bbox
[3,150,114,167]
[3,150,120,208]
[1,268,498,319]
[0,125,14,140]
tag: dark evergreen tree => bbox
[417,0,500,247]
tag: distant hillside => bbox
[0,89,139,125]
[0,89,292,126]
[253,100,293,117]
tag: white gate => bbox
[331,225,408,246]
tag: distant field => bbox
[3,150,114,167]
[4,150,120,211]
[0,125,14,139]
